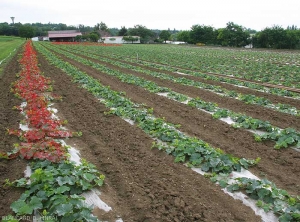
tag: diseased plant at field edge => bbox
[1,41,106,221]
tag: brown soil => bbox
[33,50,263,221]
[0,49,27,217]
[47,50,300,197]
[59,47,300,131]
[71,47,300,110]
[5,43,300,221]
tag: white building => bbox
[100,36,140,44]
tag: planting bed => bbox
[1,42,299,221]
[43,49,300,194]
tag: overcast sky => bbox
[1,0,299,31]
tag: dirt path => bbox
[47,50,300,197]
[0,49,27,217]
[35,51,263,221]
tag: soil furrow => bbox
[57,47,300,131]
[48,50,300,196]
[35,50,262,221]
[79,49,300,109]
[0,48,27,217]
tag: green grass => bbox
[0,36,25,75]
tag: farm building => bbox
[101,36,140,44]
[48,30,82,42]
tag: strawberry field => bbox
[0,41,299,222]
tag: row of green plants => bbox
[35,42,257,174]
[63,44,300,99]
[61,44,300,88]
[44,43,300,150]
[35,42,300,221]
[50,43,300,117]
[0,41,104,222]
[124,55,300,99]
[53,43,300,116]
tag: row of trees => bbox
[176,22,253,47]
[161,24,300,49]
[253,26,300,49]
[1,21,300,49]
[175,23,300,49]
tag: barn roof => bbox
[102,36,140,38]
[48,30,82,38]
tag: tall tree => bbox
[19,25,35,39]
[177,30,191,43]
[159,30,171,43]
[217,22,250,47]
[189,25,216,44]
[78,24,92,33]
[127,25,154,43]
[99,22,108,31]
[57,23,67,30]
[253,25,300,49]
[118,26,127,36]
[0,23,11,35]
[89,32,99,42]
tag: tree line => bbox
[176,22,300,49]
[1,21,299,49]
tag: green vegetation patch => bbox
[0,36,24,75]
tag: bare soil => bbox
[68,48,300,130]
[35,50,261,221]
[2,44,298,221]
[48,50,300,197]
[0,49,27,217]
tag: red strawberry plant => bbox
[2,41,79,162]
[1,41,105,221]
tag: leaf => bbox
[79,179,92,190]
[11,200,33,215]
[189,153,203,166]
[239,158,249,169]
[262,203,272,212]
[80,208,99,222]
[51,195,68,207]
[257,188,270,200]
[36,190,47,200]
[210,158,220,168]
[69,198,85,208]
[55,186,70,194]
[56,176,75,186]
[279,213,293,222]
[95,179,104,187]
[61,214,78,222]
[15,178,27,187]
[219,180,228,188]
[227,184,240,192]
[55,203,73,216]
[82,173,95,182]
[201,163,211,172]
[29,196,43,210]
[69,186,83,195]
[285,136,295,145]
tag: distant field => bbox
[0,36,24,74]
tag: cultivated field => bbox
[0,36,24,74]
[0,41,299,221]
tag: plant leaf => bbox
[11,200,33,215]
[55,203,73,216]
